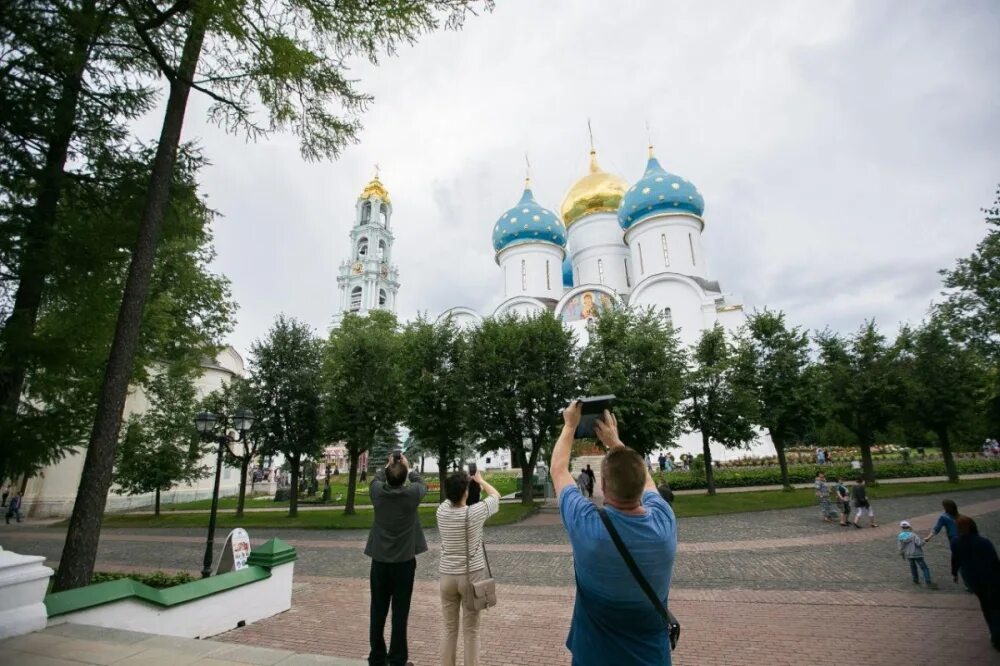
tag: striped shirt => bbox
[436,494,500,575]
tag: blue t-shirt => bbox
[560,485,677,665]
[932,513,958,543]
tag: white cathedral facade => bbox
[332,146,773,461]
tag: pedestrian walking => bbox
[816,447,825,465]
[814,472,839,523]
[552,401,678,665]
[851,477,877,528]
[583,464,595,498]
[658,453,667,472]
[925,499,960,545]
[1,480,9,507]
[436,470,501,666]
[834,477,851,526]
[365,453,427,666]
[951,516,1000,652]
[898,520,935,587]
[5,492,22,524]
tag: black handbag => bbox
[597,508,681,650]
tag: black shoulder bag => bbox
[597,508,680,651]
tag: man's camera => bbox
[574,394,616,439]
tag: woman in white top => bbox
[436,470,500,666]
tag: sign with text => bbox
[214,528,251,575]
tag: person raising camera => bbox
[436,468,501,666]
[365,452,427,666]
[552,400,678,665]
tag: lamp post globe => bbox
[233,407,255,433]
[195,411,218,435]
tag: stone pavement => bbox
[0,623,365,666]
[3,486,1000,664]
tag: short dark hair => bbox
[942,499,959,518]
[657,483,674,505]
[601,447,645,503]
[444,471,470,503]
[386,461,407,487]
[956,515,978,537]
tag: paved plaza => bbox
[3,487,1000,665]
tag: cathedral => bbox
[439,144,747,347]
[331,143,771,460]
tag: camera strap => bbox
[597,507,679,650]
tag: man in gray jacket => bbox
[365,453,427,666]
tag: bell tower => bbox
[333,168,400,327]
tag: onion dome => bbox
[619,147,704,230]
[492,181,567,253]
[562,255,573,288]
[560,150,629,228]
[360,174,390,203]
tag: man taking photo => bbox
[551,401,678,665]
[365,452,427,666]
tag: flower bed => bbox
[655,458,1000,490]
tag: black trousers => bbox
[369,558,416,666]
[972,583,1000,649]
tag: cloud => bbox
[158,0,1000,354]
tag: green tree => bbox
[815,321,902,483]
[579,308,686,454]
[681,325,758,495]
[249,316,323,518]
[322,310,401,515]
[0,148,233,485]
[113,369,206,516]
[464,313,578,504]
[201,376,261,518]
[398,316,470,492]
[54,0,490,592]
[742,310,821,490]
[896,317,988,482]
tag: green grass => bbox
[671,477,1000,518]
[154,473,518,512]
[97,501,540,530]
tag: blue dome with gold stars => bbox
[492,184,566,253]
[619,150,705,230]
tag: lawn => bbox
[98,500,540,530]
[671,477,1000,518]
[155,473,519,512]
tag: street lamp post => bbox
[195,408,254,578]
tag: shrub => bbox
[90,570,196,588]
[653,458,1000,490]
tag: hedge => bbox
[655,458,1000,490]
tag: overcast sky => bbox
[158,0,1000,356]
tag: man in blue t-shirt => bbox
[551,401,677,666]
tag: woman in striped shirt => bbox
[436,470,501,666]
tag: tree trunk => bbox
[344,451,359,515]
[701,428,716,496]
[437,455,447,503]
[938,428,959,483]
[154,488,160,517]
[236,458,249,518]
[52,12,210,593]
[773,436,791,491]
[0,0,99,434]
[859,435,876,484]
[288,453,300,518]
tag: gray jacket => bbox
[898,531,925,559]
[364,468,428,563]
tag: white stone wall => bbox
[625,213,707,282]
[566,212,631,295]
[496,243,565,302]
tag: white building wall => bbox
[496,243,565,302]
[625,214,707,282]
[566,212,631,295]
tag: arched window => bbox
[350,287,362,312]
[521,260,527,291]
[379,209,388,227]
[661,234,670,267]
[597,259,605,285]
[663,307,672,325]
[361,202,372,225]
[377,240,386,260]
[546,261,551,290]
[624,259,631,288]
[638,243,645,274]
[688,233,696,265]
[357,237,369,258]
[379,289,387,306]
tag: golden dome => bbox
[360,174,390,203]
[560,150,628,227]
